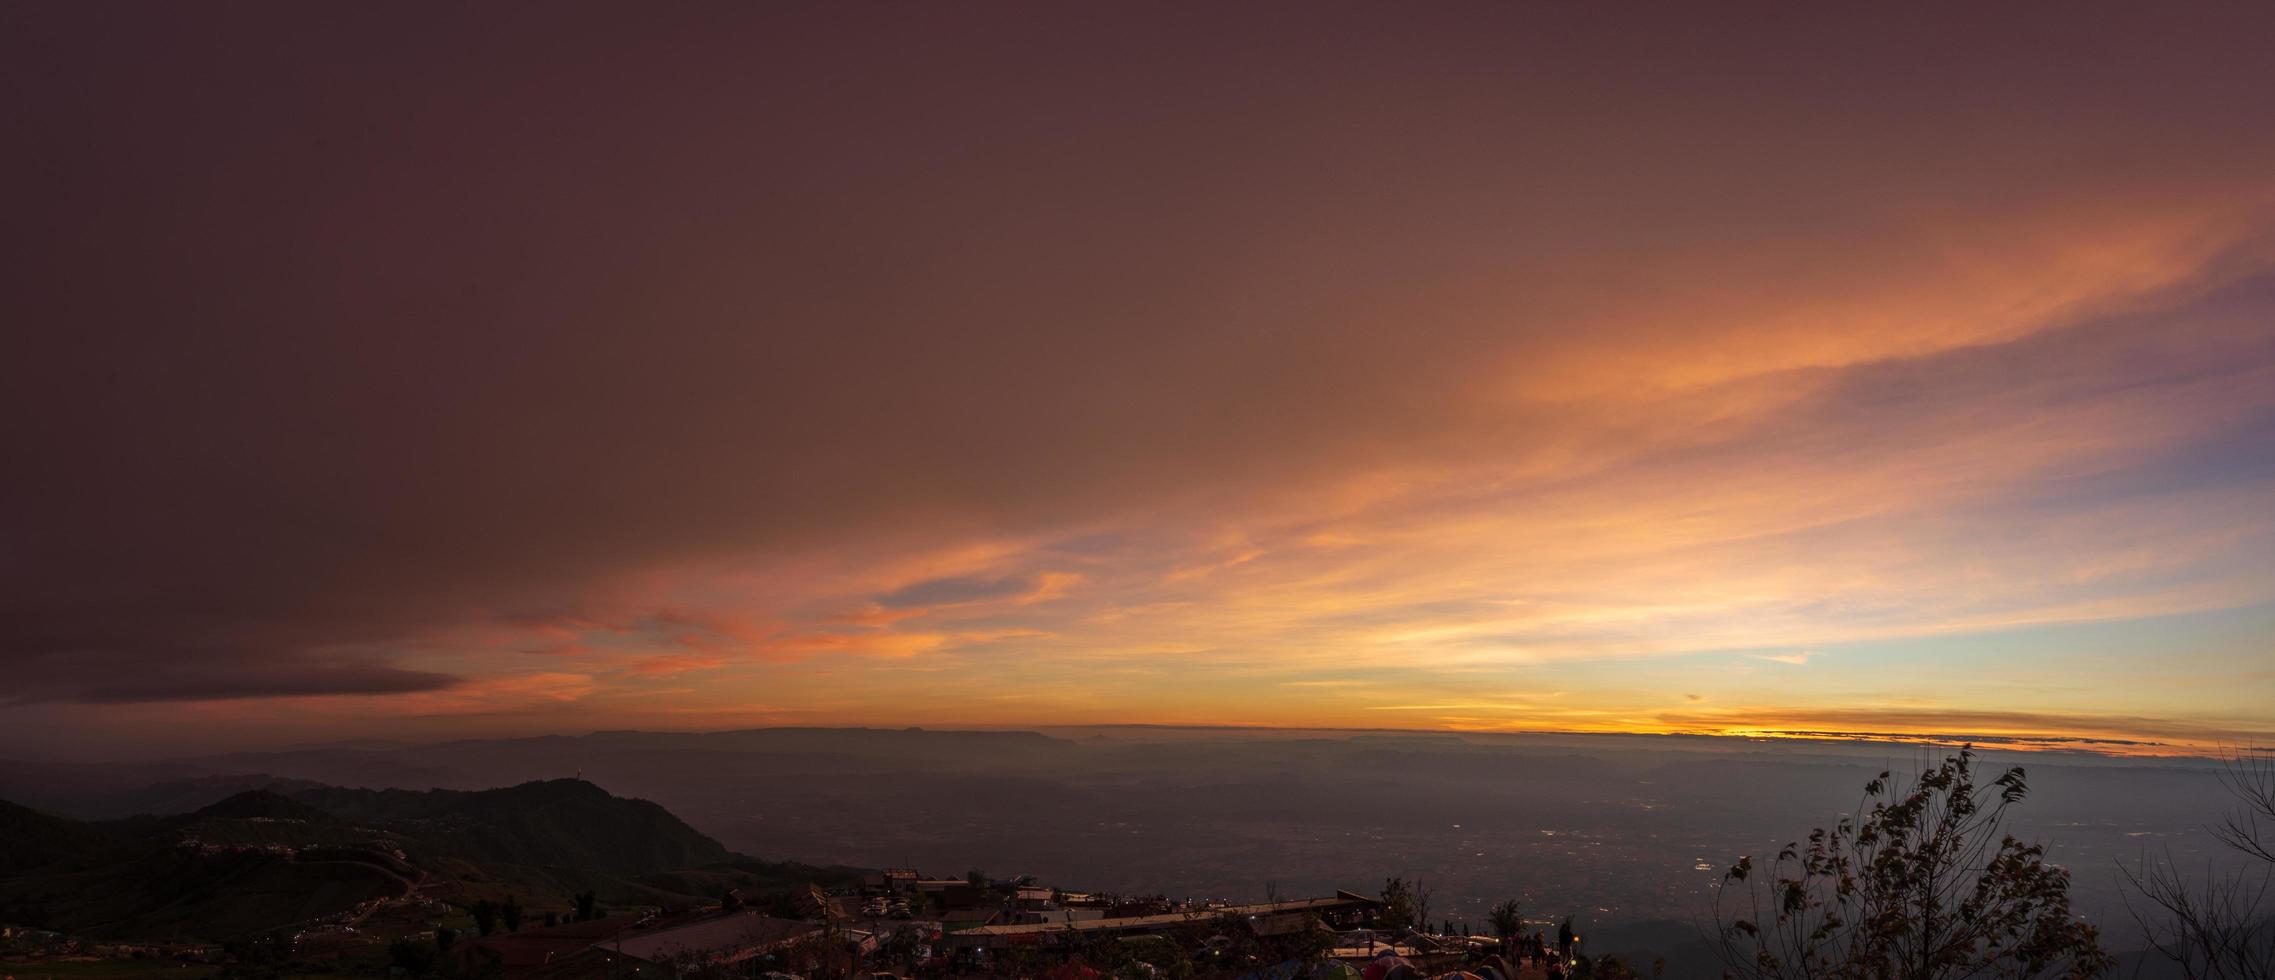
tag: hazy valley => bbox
[4,727,2250,969]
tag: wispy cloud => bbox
[8,3,2275,756]
[1752,652,1815,666]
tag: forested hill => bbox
[0,799,117,874]
[2,778,738,878]
[280,778,732,872]
[0,779,820,942]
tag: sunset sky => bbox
[5,3,2274,759]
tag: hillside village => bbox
[406,869,1584,979]
[0,781,1602,980]
[5,863,1586,980]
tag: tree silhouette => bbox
[1712,747,2110,980]
[2124,748,2275,980]
[471,899,498,937]
[1378,876,1417,931]
[1492,899,1526,946]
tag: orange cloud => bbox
[16,2,2275,760]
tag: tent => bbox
[1364,955,1419,980]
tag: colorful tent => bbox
[1364,955,1419,980]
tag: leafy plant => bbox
[1712,747,2110,980]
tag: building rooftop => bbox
[598,913,819,963]
[953,892,1375,939]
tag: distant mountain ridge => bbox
[0,728,1086,824]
